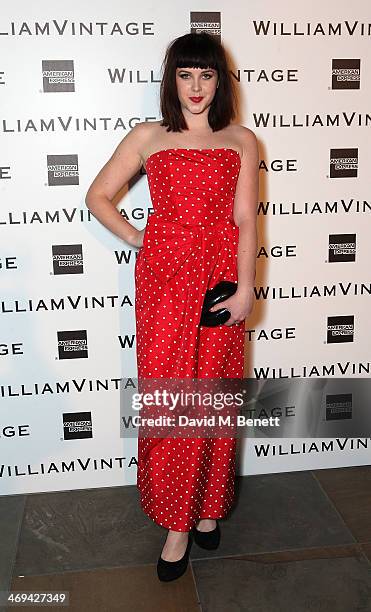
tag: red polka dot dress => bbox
[134,148,245,532]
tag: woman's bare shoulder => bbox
[133,120,162,134]
[129,120,162,144]
[132,121,166,156]
[230,124,258,160]
[225,124,258,167]
[111,121,163,165]
[230,123,257,143]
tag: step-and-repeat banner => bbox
[1,1,370,495]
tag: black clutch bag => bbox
[200,280,238,327]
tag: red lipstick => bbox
[189,97,203,103]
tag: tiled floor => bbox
[2,467,371,611]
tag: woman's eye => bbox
[178,73,214,79]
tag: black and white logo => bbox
[332,59,360,90]
[63,411,92,440]
[327,315,354,344]
[57,330,88,359]
[190,11,221,39]
[52,244,83,275]
[42,60,75,92]
[47,154,79,186]
[329,148,358,178]
[326,393,352,420]
[328,234,356,263]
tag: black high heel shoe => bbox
[157,533,193,582]
[191,520,220,550]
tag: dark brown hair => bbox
[159,32,237,132]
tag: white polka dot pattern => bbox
[134,148,245,532]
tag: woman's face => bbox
[175,66,219,115]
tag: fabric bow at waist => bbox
[140,215,238,284]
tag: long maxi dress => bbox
[134,147,245,532]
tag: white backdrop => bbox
[1,1,370,496]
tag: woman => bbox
[85,31,258,582]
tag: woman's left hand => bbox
[208,287,254,327]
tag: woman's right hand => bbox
[129,228,146,249]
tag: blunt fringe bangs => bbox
[159,32,237,132]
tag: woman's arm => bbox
[233,127,259,297]
[85,122,149,247]
[209,127,259,326]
